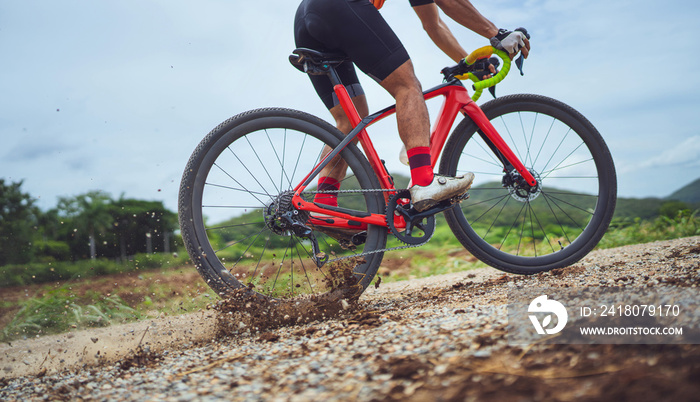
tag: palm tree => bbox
[57,191,113,259]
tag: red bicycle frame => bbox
[291,80,536,230]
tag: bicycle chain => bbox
[299,188,433,263]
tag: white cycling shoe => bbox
[409,173,475,212]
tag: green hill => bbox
[211,174,700,233]
[612,197,666,220]
[666,177,700,203]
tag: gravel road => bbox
[2,236,700,401]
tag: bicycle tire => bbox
[439,94,616,274]
[179,108,387,299]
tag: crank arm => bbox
[402,194,467,226]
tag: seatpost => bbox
[325,64,343,87]
[326,65,362,127]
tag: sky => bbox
[2,0,699,215]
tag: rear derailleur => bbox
[277,211,328,268]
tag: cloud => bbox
[2,0,700,213]
[3,140,72,162]
[628,136,700,171]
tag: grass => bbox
[2,210,698,341]
[1,266,218,342]
[598,210,699,249]
[2,287,140,340]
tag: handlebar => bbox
[446,46,512,101]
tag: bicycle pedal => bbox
[337,231,367,250]
[452,192,470,203]
[402,199,458,223]
[351,231,367,246]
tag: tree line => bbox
[0,179,178,266]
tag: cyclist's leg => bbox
[380,60,475,210]
[313,2,435,188]
[314,95,369,207]
[330,94,369,135]
[295,1,371,206]
[377,60,430,153]
[319,93,369,173]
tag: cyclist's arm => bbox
[432,0,498,39]
[412,3,467,62]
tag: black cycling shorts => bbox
[294,0,413,109]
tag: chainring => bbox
[386,190,436,245]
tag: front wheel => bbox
[439,94,617,274]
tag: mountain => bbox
[666,177,700,203]
[394,173,699,220]
[212,174,699,228]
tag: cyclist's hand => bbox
[490,28,531,59]
[468,56,498,80]
[441,56,498,81]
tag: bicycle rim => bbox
[179,108,386,299]
[440,94,616,273]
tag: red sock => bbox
[407,146,433,187]
[315,177,340,207]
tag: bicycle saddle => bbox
[289,48,349,75]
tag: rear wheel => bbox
[178,108,386,299]
[439,94,616,274]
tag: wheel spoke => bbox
[247,235,271,287]
[531,117,557,168]
[499,201,527,252]
[212,162,269,207]
[290,134,309,190]
[214,225,268,254]
[540,128,572,175]
[245,135,281,195]
[498,114,525,166]
[292,237,319,295]
[206,221,264,231]
[205,182,270,199]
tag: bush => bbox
[33,240,71,262]
[659,201,690,218]
[0,252,191,288]
[599,209,699,249]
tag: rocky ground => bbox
[2,236,700,401]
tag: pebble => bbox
[1,236,699,401]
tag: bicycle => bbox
[178,46,617,301]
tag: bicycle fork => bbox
[461,101,538,188]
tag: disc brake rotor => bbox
[503,169,542,202]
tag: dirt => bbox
[215,288,358,336]
[215,257,365,335]
[396,344,700,402]
[2,236,700,401]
